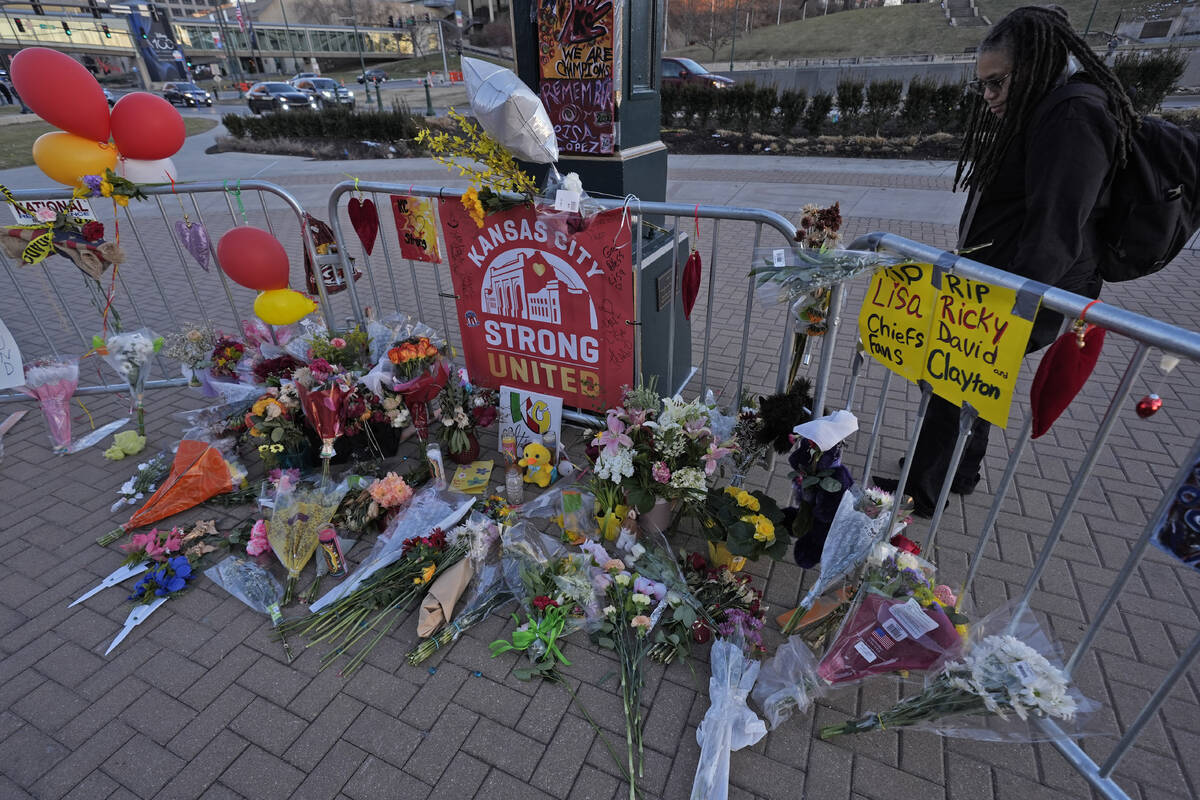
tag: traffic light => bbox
[31,0,44,15]
[387,14,394,26]
[102,23,111,37]
[62,20,72,35]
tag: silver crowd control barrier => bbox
[1,180,340,401]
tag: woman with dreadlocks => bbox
[873,5,1138,517]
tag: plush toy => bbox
[518,442,555,488]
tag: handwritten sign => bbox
[537,0,614,80]
[389,195,440,263]
[0,316,24,391]
[539,78,615,155]
[499,386,563,455]
[858,263,938,384]
[858,264,1037,428]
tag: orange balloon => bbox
[32,132,117,186]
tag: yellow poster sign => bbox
[857,265,1038,428]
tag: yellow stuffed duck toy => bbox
[518,442,555,488]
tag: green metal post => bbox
[424,78,433,116]
[374,80,382,110]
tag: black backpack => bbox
[1037,82,1200,282]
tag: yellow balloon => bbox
[254,289,317,326]
[32,131,117,186]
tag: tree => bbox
[672,0,736,62]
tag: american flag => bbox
[234,4,245,32]
[866,627,896,653]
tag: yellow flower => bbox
[99,181,113,197]
[114,194,129,207]
[736,490,760,512]
[414,563,437,585]
[461,186,485,228]
[749,514,775,544]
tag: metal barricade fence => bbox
[794,231,1200,800]
[0,180,343,402]
[323,180,803,426]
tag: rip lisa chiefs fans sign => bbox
[857,262,1038,428]
[439,201,634,412]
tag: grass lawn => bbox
[669,0,1135,63]
[0,117,218,170]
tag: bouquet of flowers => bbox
[387,335,448,439]
[700,486,789,564]
[332,472,415,536]
[307,326,371,373]
[209,334,245,380]
[649,550,766,664]
[129,555,195,604]
[292,358,352,464]
[162,324,214,386]
[267,481,347,604]
[251,353,305,387]
[243,388,309,468]
[99,328,162,436]
[820,631,1082,740]
[691,637,768,800]
[283,524,469,676]
[438,369,497,461]
[752,635,826,729]
[17,357,79,453]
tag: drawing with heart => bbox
[174,219,210,271]
[348,196,379,256]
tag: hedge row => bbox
[222,102,424,142]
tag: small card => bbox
[853,640,878,663]
[772,248,787,267]
[450,460,494,494]
[554,189,582,213]
[890,597,940,640]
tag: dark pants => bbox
[899,305,1067,511]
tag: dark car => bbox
[356,69,387,84]
[660,57,734,90]
[163,81,213,107]
[246,82,318,114]
[291,77,355,108]
[103,88,115,107]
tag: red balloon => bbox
[11,47,110,142]
[217,227,290,291]
[111,93,185,161]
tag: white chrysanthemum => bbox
[668,467,707,493]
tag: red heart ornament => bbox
[347,196,379,256]
[1136,394,1163,418]
[681,249,701,320]
[1030,324,1106,438]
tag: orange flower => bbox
[388,347,404,364]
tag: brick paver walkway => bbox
[1,144,1197,800]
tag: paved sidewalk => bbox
[1,140,1198,800]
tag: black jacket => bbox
[960,76,1120,348]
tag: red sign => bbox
[540,78,615,155]
[439,201,635,412]
[389,195,441,263]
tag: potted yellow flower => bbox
[701,486,787,571]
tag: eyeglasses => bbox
[966,73,1011,95]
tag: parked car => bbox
[103,88,115,107]
[245,82,318,114]
[162,81,213,107]
[660,57,734,90]
[291,72,320,81]
[291,77,354,109]
[356,69,387,84]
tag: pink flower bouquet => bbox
[17,357,79,453]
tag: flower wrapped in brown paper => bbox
[417,558,475,637]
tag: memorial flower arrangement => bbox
[820,633,1080,739]
[74,169,147,206]
[243,389,309,466]
[307,326,371,372]
[333,471,419,536]
[700,485,788,562]
[251,353,305,386]
[489,550,593,666]
[387,335,448,439]
[17,356,79,453]
[162,324,214,386]
[292,358,353,463]
[98,328,162,436]
[209,334,245,379]
[129,556,195,604]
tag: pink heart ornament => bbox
[174,219,211,271]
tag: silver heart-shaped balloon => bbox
[174,219,211,271]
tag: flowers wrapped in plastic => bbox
[752,635,826,730]
[386,336,448,439]
[691,637,768,800]
[267,481,347,605]
[17,357,78,453]
[820,607,1095,741]
[99,328,162,436]
[206,555,292,659]
[292,359,352,464]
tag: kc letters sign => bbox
[858,263,1037,428]
[439,202,635,411]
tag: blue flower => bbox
[169,557,192,579]
[164,574,186,593]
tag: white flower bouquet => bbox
[100,328,162,436]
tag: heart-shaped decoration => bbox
[1030,324,1106,438]
[347,196,379,256]
[681,249,701,320]
[532,261,546,277]
[174,219,210,271]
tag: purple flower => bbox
[717,608,765,649]
[652,461,671,484]
[83,174,103,196]
[633,576,667,603]
[595,409,633,456]
[593,572,613,593]
[580,539,611,566]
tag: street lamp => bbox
[278,0,300,73]
[340,0,377,109]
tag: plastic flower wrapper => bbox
[820,604,1099,741]
[294,376,351,463]
[98,327,162,436]
[206,555,285,626]
[781,489,893,635]
[268,481,348,604]
[691,636,768,800]
[16,357,79,453]
[310,488,475,613]
[752,635,826,729]
[463,56,558,164]
[99,439,244,546]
